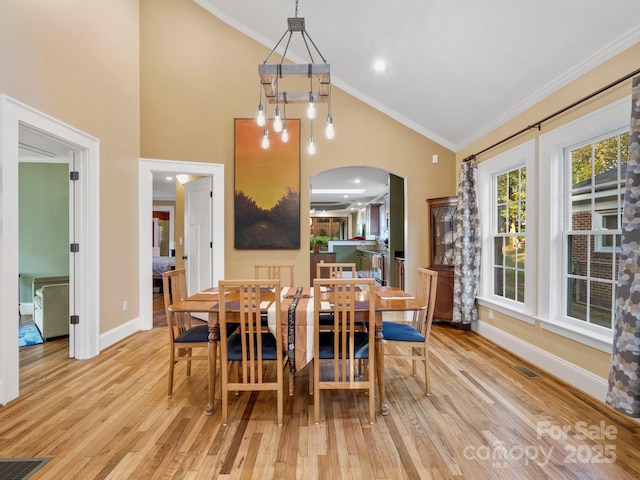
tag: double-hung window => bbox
[478,140,536,320]
[538,97,630,350]
[565,131,628,328]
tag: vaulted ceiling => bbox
[195,0,640,151]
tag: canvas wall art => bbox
[234,118,301,249]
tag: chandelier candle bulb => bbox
[273,106,283,132]
[307,93,316,119]
[325,113,334,139]
[257,102,265,127]
[308,135,316,155]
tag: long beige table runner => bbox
[267,287,315,373]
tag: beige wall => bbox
[457,42,640,379]
[0,0,140,333]
[140,0,456,292]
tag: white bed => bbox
[153,256,176,278]
[153,256,176,293]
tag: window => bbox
[565,131,628,329]
[478,140,535,318]
[309,216,348,249]
[494,167,526,302]
[537,96,630,350]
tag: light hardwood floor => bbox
[2,297,639,479]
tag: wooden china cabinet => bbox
[427,196,467,329]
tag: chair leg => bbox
[424,350,431,396]
[288,374,294,396]
[221,385,228,426]
[168,351,175,397]
[367,358,375,424]
[277,363,284,427]
[411,347,418,376]
[185,348,192,377]
[313,359,320,424]
[233,362,240,396]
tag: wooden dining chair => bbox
[254,263,298,394]
[255,264,294,287]
[218,279,285,426]
[381,267,438,395]
[316,262,366,331]
[313,277,376,424]
[162,268,209,397]
[316,262,357,280]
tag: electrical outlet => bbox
[432,154,439,163]
[122,300,128,312]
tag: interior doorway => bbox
[138,159,225,330]
[18,126,72,349]
[0,95,100,406]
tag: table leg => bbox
[375,312,389,415]
[205,312,219,416]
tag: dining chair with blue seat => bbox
[315,262,357,325]
[313,277,376,424]
[218,279,285,426]
[162,268,209,397]
[382,267,438,395]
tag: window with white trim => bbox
[564,131,628,329]
[537,96,630,350]
[478,140,536,316]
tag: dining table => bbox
[168,283,426,417]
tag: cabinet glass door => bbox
[428,197,458,268]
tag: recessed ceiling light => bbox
[354,178,361,184]
[166,176,173,181]
[373,60,386,72]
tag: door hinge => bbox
[70,315,80,325]
[70,243,80,253]
[210,241,213,248]
[70,171,79,181]
[210,191,213,198]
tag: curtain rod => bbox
[463,66,640,162]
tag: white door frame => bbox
[138,158,224,330]
[0,95,100,405]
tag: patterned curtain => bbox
[452,158,481,325]
[607,76,640,418]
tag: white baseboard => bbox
[473,320,609,402]
[99,316,142,352]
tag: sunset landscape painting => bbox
[234,118,300,249]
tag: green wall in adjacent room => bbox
[19,162,69,302]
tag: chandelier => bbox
[256,0,333,155]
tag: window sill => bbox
[477,297,614,352]
[477,297,536,325]
[535,316,613,353]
